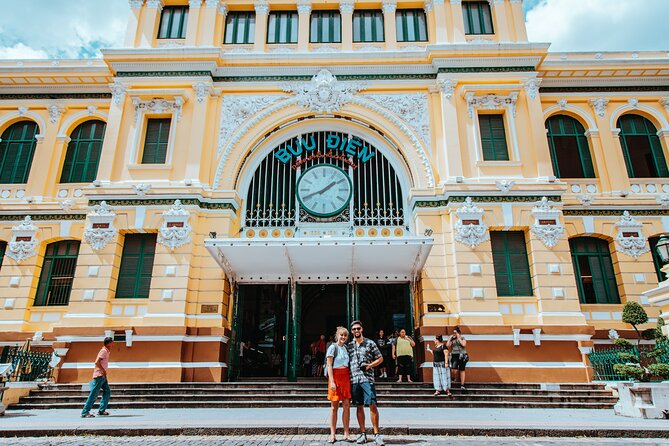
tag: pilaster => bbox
[448,0,466,43]
[490,0,511,42]
[435,78,463,179]
[588,98,630,194]
[509,0,527,41]
[188,82,215,181]
[96,82,128,184]
[26,110,60,200]
[201,0,227,47]
[125,0,145,48]
[185,0,202,46]
[430,0,448,44]
[339,1,354,51]
[382,1,398,50]
[297,1,312,51]
[139,0,164,47]
[254,1,269,52]
[523,80,553,178]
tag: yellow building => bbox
[1,0,668,383]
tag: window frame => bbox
[141,118,172,165]
[570,237,621,305]
[310,10,342,43]
[491,231,534,297]
[224,11,256,44]
[545,115,595,179]
[352,10,385,43]
[157,5,189,39]
[463,1,495,35]
[116,233,157,299]
[34,240,80,307]
[0,241,6,271]
[60,120,107,184]
[0,120,39,184]
[267,11,299,44]
[395,9,428,43]
[617,114,669,179]
[478,113,510,161]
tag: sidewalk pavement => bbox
[1,408,668,438]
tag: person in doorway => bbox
[447,326,469,390]
[81,336,113,418]
[348,320,385,446]
[302,351,313,377]
[426,335,451,396]
[392,329,415,383]
[375,329,390,379]
[326,326,353,444]
[238,340,249,377]
[315,334,327,377]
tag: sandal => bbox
[433,391,441,396]
[342,435,355,442]
[446,390,453,397]
[98,411,110,416]
[327,435,337,444]
[81,413,95,418]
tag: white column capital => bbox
[297,1,312,15]
[424,1,434,13]
[450,0,462,4]
[589,97,610,118]
[339,0,355,14]
[660,98,669,113]
[146,0,164,10]
[255,0,270,15]
[129,0,144,9]
[189,0,203,8]
[382,0,397,14]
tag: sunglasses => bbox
[351,327,362,331]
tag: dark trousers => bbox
[81,376,110,415]
[397,355,413,376]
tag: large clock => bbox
[296,164,353,218]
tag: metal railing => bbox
[0,345,53,382]
[588,341,669,381]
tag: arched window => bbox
[0,121,39,184]
[60,120,106,183]
[617,114,668,178]
[545,115,595,178]
[569,237,620,305]
[34,240,80,307]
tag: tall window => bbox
[310,11,341,43]
[546,115,595,179]
[479,114,509,161]
[60,120,106,183]
[116,234,156,299]
[142,118,171,164]
[491,232,533,296]
[395,9,428,42]
[34,240,80,307]
[618,114,668,178]
[0,121,39,184]
[158,6,189,39]
[267,11,298,44]
[463,1,494,35]
[570,237,620,304]
[225,11,256,44]
[649,236,666,283]
[353,10,384,43]
[0,241,6,271]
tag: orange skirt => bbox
[327,367,352,402]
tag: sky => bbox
[0,0,667,60]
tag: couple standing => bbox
[325,320,384,445]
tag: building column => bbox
[589,99,631,194]
[125,0,144,48]
[26,108,61,200]
[435,78,463,180]
[509,0,527,41]
[201,0,226,46]
[382,1,397,50]
[448,0,466,43]
[254,1,269,52]
[187,82,214,182]
[185,0,202,45]
[339,1,354,51]
[297,1,312,51]
[585,130,612,192]
[490,0,511,42]
[430,0,448,44]
[139,0,164,47]
[523,80,554,178]
[96,82,128,184]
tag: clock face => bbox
[296,164,353,218]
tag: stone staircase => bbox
[9,381,617,410]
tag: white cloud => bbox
[526,0,669,52]
[0,43,48,60]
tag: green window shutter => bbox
[491,232,533,297]
[649,237,666,283]
[479,114,509,161]
[224,12,256,44]
[310,11,341,43]
[463,1,494,35]
[34,241,80,307]
[353,10,384,43]
[267,11,298,44]
[618,114,669,178]
[395,9,428,42]
[545,115,595,179]
[0,121,39,184]
[116,234,156,299]
[0,241,6,271]
[142,118,171,164]
[60,120,106,183]
[158,6,189,39]
[569,237,620,304]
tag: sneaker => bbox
[374,433,385,445]
[460,385,467,391]
[97,411,110,416]
[356,432,367,444]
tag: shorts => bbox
[449,353,469,371]
[327,368,352,402]
[351,381,378,407]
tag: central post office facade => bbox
[1,0,668,383]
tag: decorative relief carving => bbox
[578,194,593,207]
[254,0,269,15]
[454,197,488,249]
[628,98,639,109]
[589,98,609,118]
[365,94,430,148]
[158,200,192,250]
[193,82,213,103]
[218,95,285,156]
[84,201,117,251]
[285,69,366,114]
[339,0,354,14]
[18,106,28,116]
[382,0,397,13]
[523,78,542,100]
[424,1,434,13]
[615,211,649,258]
[466,92,518,118]
[110,82,127,105]
[146,0,164,10]
[189,0,202,7]
[495,180,515,193]
[133,183,152,196]
[530,197,564,249]
[48,105,65,124]
[7,216,39,263]
[87,105,98,115]
[59,199,74,212]
[297,0,312,14]
[129,0,144,9]
[660,98,669,114]
[132,97,184,121]
[657,195,669,208]
[436,79,457,100]
[558,98,568,110]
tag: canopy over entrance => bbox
[205,236,433,283]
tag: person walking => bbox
[348,320,385,445]
[447,326,469,390]
[315,334,327,377]
[426,335,451,396]
[81,336,113,418]
[392,329,415,383]
[326,326,353,444]
[375,329,390,379]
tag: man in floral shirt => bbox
[347,320,384,445]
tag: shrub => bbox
[621,301,648,337]
[613,363,644,380]
[617,352,638,363]
[614,338,633,348]
[648,363,669,379]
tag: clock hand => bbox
[303,180,338,200]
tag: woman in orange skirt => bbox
[326,326,353,443]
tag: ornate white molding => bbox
[466,92,518,118]
[87,105,98,115]
[339,0,354,14]
[189,0,203,7]
[615,211,649,259]
[132,97,184,121]
[530,197,564,249]
[628,98,639,110]
[424,1,434,12]
[364,94,431,149]
[436,79,457,100]
[133,183,152,196]
[285,69,366,114]
[254,0,269,15]
[495,180,515,193]
[660,98,669,114]
[7,216,39,263]
[110,82,127,106]
[59,199,74,212]
[523,78,542,100]
[146,0,164,10]
[48,105,65,124]
[578,194,593,207]
[217,3,228,15]
[84,201,117,251]
[657,195,669,208]
[193,82,214,103]
[158,200,192,250]
[454,198,488,249]
[18,105,28,116]
[589,98,609,118]
[382,0,397,13]
[297,0,312,14]
[205,0,220,7]
[557,98,568,110]
[129,0,144,9]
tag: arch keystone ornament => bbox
[530,197,564,249]
[84,201,117,251]
[158,200,192,250]
[615,211,649,259]
[7,216,39,263]
[284,69,366,114]
[454,197,489,249]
